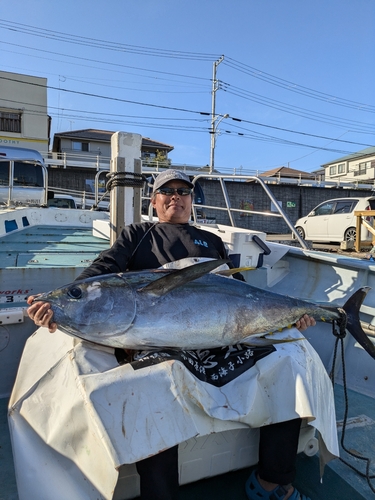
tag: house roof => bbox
[321,146,375,167]
[258,166,315,179]
[52,129,174,152]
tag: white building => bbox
[322,147,375,184]
[0,70,50,152]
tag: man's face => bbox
[151,180,193,224]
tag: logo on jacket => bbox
[194,239,208,248]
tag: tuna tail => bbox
[341,287,375,360]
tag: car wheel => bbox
[344,227,356,242]
[295,226,305,239]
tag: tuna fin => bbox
[139,258,229,297]
[342,286,375,360]
[216,266,256,276]
[243,336,306,347]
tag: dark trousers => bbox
[258,417,302,485]
[135,418,302,499]
[136,445,179,500]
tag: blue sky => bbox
[1,0,374,174]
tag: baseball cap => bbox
[152,169,194,192]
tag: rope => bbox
[330,320,375,493]
[90,171,147,210]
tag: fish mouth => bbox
[31,296,49,304]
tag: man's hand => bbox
[27,296,57,333]
[296,314,316,332]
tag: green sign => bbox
[287,201,296,208]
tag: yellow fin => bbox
[217,266,256,276]
[243,337,306,347]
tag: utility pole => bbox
[209,56,224,173]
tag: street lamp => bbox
[209,113,229,173]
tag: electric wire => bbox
[220,83,375,134]
[1,18,374,161]
[0,20,218,61]
[223,57,375,113]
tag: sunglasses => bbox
[155,187,193,196]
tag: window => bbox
[329,165,337,176]
[333,201,354,214]
[315,202,334,216]
[358,162,367,175]
[0,111,22,133]
[72,141,89,152]
[0,161,10,185]
[0,161,43,187]
[13,162,44,187]
[337,163,345,174]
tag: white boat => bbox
[1,134,374,499]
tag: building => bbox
[322,147,375,184]
[258,166,316,181]
[52,129,173,166]
[0,70,50,152]
[48,129,174,194]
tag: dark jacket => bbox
[76,222,231,280]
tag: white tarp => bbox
[8,325,338,500]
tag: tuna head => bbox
[36,274,136,343]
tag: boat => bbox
[1,134,375,499]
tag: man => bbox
[28,169,314,500]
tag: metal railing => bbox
[141,171,308,249]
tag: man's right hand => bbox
[26,296,57,333]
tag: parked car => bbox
[47,194,77,209]
[294,196,375,243]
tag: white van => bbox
[47,194,77,209]
[294,197,375,243]
[0,146,47,206]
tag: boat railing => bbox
[48,183,110,210]
[193,174,308,248]
[140,171,308,249]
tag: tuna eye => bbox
[67,286,82,299]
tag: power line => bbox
[225,116,374,147]
[0,41,211,83]
[223,57,375,113]
[220,82,375,134]
[0,19,218,61]
[2,24,374,137]
[0,75,203,115]
[3,41,373,136]
[2,88,373,151]
[1,19,373,116]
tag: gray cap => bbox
[153,169,194,192]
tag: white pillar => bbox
[110,132,142,245]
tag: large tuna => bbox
[33,259,375,359]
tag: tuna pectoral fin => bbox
[343,286,375,360]
[217,266,256,276]
[139,258,229,297]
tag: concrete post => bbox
[110,132,142,246]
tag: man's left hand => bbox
[296,314,316,332]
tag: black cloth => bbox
[77,221,301,497]
[130,345,275,388]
